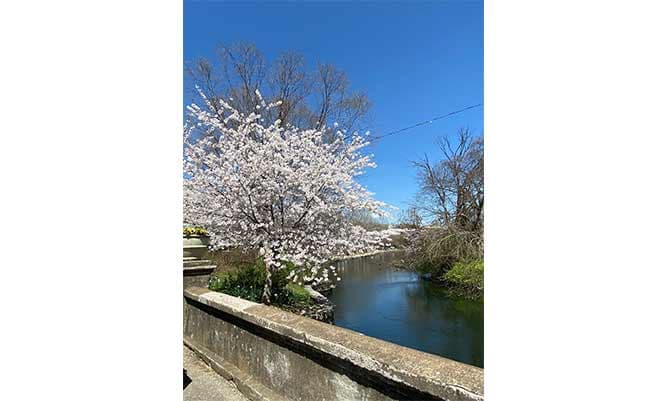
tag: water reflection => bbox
[328,252,484,368]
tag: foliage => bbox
[183,226,208,236]
[397,128,484,299]
[274,283,313,306]
[443,259,484,289]
[402,226,483,278]
[400,226,483,299]
[208,258,313,306]
[184,87,388,303]
[442,259,484,299]
[208,258,266,302]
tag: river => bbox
[327,251,484,368]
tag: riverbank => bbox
[207,257,336,322]
[389,253,483,301]
[406,265,484,301]
[204,248,405,322]
[202,250,483,365]
[388,228,484,301]
[328,251,484,367]
[440,259,484,300]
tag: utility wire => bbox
[369,103,483,142]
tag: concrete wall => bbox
[184,287,483,401]
[183,267,215,288]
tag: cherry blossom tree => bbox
[183,88,386,304]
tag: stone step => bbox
[184,244,208,249]
[183,265,217,276]
[184,244,210,258]
[184,259,214,267]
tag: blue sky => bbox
[184,1,483,221]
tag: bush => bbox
[403,226,483,278]
[208,258,266,302]
[208,258,312,306]
[274,283,313,306]
[442,259,484,299]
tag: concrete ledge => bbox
[184,287,483,401]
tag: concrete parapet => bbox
[184,287,483,401]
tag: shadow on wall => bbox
[183,369,192,389]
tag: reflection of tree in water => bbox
[335,252,402,279]
[329,254,392,325]
[331,251,484,367]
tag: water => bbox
[327,251,484,368]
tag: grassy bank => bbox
[398,227,484,300]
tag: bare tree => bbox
[186,42,372,137]
[398,206,423,229]
[268,52,311,127]
[413,128,483,232]
[348,209,389,232]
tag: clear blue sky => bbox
[184,1,483,221]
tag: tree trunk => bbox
[261,253,273,305]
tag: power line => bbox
[369,103,483,142]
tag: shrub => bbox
[442,259,484,299]
[403,226,483,278]
[208,258,265,302]
[208,258,312,306]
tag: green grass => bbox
[285,283,312,304]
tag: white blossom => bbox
[184,89,390,294]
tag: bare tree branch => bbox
[412,128,483,232]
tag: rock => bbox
[303,285,329,304]
[281,286,335,323]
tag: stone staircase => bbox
[183,253,217,287]
[183,256,216,268]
